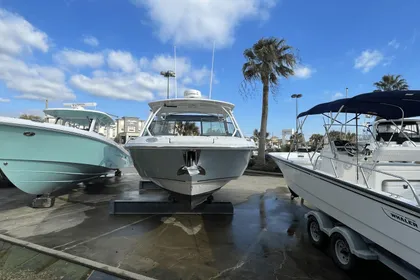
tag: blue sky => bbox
[0,0,419,137]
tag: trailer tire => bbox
[307,215,328,249]
[330,233,357,271]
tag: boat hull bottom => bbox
[166,188,221,209]
[148,177,229,209]
[0,160,114,195]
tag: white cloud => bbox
[0,8,49,55]
[383,55,395,67]
[70,72,157,101]
[54,49,104,68]
[70,51,214,101]
[188,66,214,85]
[293,65,315,79]
[388,39,400,49]
[354,49,384,73]
[149,54,190,76]
[132,0,277,49]
[150,55,215,86]
[19,108,44,117]
[331,92,344,100]
[0,8,215,103]
[107,50,138,73]
[0,97,10,102]
[0,54,75,100]
[83,35,99,47]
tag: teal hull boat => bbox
[0,104,131,196]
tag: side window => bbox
[202,121,224,136]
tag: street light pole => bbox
[167,76,170,98]
[160,70,176,99]
[291,94,302,151]
[345,87,348,136]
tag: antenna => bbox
[209,41,215,99]
[174,45,177,98]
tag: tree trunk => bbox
[257,77,269,164]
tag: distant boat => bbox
[0,103,131,206]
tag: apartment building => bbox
[115,117,145,144]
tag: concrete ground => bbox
[0,168,403,280]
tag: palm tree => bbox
[252,129,269,142]
[242,37,297,163]
[309,133,324,149]
[373,74,409,91]
[175,121,200,136]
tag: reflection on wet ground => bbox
[0,169,404,280]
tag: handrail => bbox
[315,154,420,206]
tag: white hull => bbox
[128,142,252,197]
[271,155,420,270]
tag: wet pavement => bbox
[0,168,404,280]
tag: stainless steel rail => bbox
[314,154,420,206]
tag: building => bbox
[99,125,117,140]
[115,117,145,144]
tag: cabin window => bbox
[146,114,240,137]
[376,122,420,142]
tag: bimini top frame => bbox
[288,90,420,164]
[297,90,420,120]
[288,90,420,206]
[296,90,420,151]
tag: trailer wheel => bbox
[307,215,328,248]
[330,233,357,271]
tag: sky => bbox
[0,0,419,137]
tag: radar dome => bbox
[184,89,202,98]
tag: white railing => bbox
[313,154,420,206]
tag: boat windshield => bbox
[145,114,240,137]
[375,121,420,143]
[54,117,107,136]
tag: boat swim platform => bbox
[109,180,234,215]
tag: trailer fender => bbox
[330,226,377,260]
[304,211,334,235]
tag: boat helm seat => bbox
[334,139,370,157]
[333,140,350,152]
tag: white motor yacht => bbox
[125,89,256,208]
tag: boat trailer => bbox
[306,210,420,280]
[109,180,234,215]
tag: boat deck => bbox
[0,168,403,280]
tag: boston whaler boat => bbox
[269,91,420,278]
[0,103,131,207]
[125,89,255,209]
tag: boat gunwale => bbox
[0,117,129,156]
[272,155,420,218]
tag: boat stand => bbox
[31,194,55,208]
[109,180,234,215]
